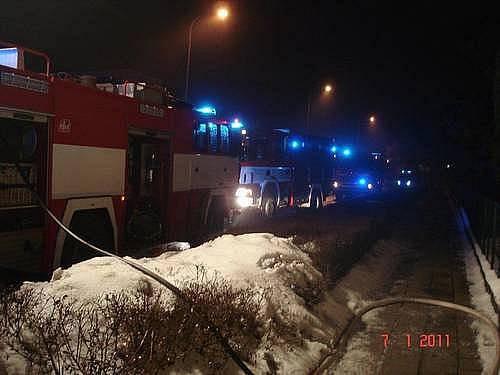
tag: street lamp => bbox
[184,5,230,101]
[306,82,334,129]
[369,115,376,125]
[216,7,229,20]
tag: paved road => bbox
[228,191,397,243]
[322,192,484,374]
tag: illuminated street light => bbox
[369,115,376,124]
[185,5,230,101]
[216,7,229,20]
[324,84,333,93]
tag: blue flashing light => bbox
[291,140,300,149]
[231,118,244,129]
[195,106,216,115]
[330,146,337,153]
[358,178,367,185]
[342,148,351,156]
[406,180,411,187]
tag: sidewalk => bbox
[329,194,487,374]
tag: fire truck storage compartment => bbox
[0,115,47,273]
[126,132,170,241]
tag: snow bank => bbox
[2,231,405,374]
[2,233,337,374]
[458,208,498,374]
[460,208,500,307]
[31,234,318,302]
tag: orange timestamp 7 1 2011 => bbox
[382,333,451,349]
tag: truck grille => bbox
[0,163,38,208]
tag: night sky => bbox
[1,1,498,160]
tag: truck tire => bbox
[207,198,225,233]
[61,208,114,268]
[262,195,277,217]
[310,190,323,211]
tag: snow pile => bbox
[1,233,338,374]
[34,234,318,303]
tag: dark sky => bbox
[2,1,498,157]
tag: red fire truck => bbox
[0,41,239,277]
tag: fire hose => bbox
[313,297,500,375]
[0,134,254,375]
[5,132,498,375]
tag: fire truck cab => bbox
[235,128,336,216]
[0,41,239,277]
[332,149,385,199]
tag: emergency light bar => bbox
[195,106,216,115]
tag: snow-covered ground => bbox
[317,240,403,374]
[2,203,495,374]
[459,208,499,374]
[1,232,370,374]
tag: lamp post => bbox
[305,83,334,129]
[184,6,229,102]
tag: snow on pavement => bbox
[458,209,499,374]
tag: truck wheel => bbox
[262,195,277,217]
[310,191,322,211]
[207,199,225,233]
[61,208,114,268]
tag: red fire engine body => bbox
[0,42,239,277]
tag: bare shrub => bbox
[262,295,302,348]
[0,269,263,374]
[174,266,263,369]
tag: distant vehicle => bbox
[235,129,336,216]
[332,150,385,199]
[395,168,416,189]
[0,41,240,276]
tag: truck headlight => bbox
[333,181,339,188]
[236,188,252,197]
[235,188,253,208]
[367,183,373,190]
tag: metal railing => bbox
[463,195,500,275]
